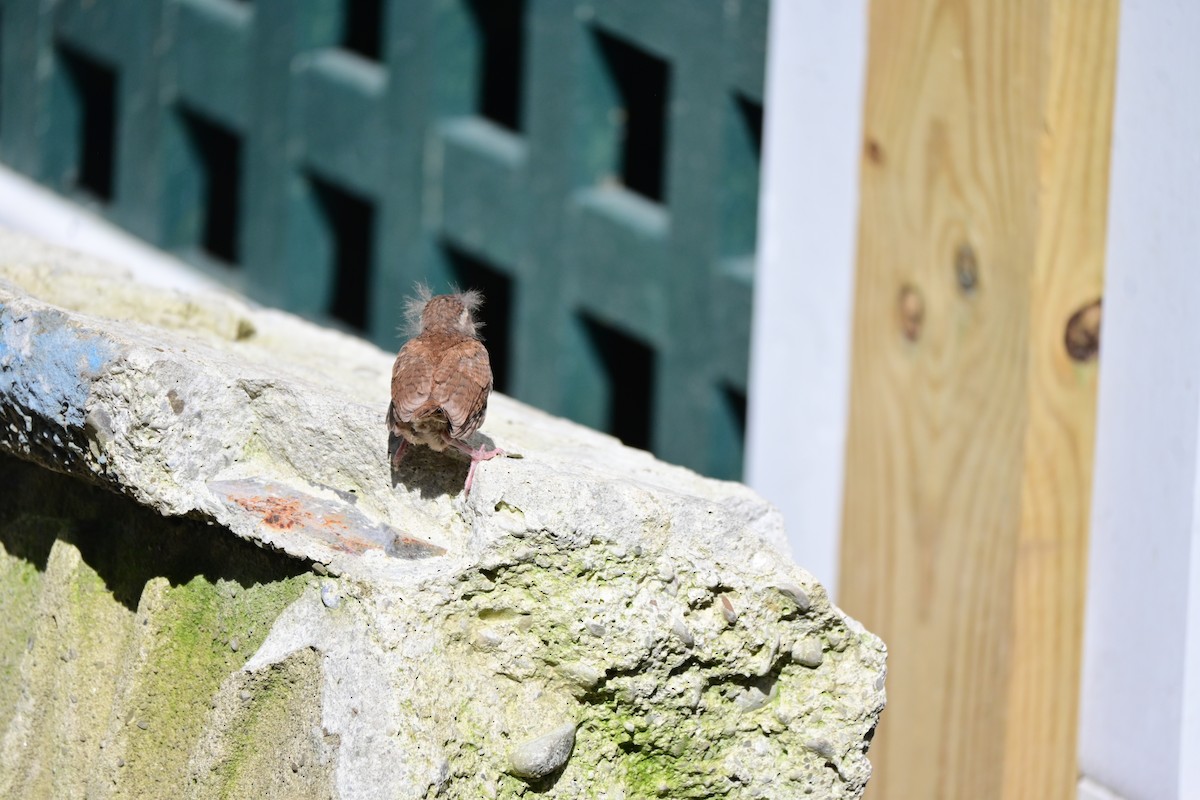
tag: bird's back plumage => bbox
[388,291,493,453]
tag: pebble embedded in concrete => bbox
[671,616,695,646]
[791,638,824,669]
[735,686,770,712]
[559,661,604,689]
[807,738,836,760]
[473,627,504,650]
[775,582,812,614]
[508,722,577,780]
[720,594,739,624]
[321,582,341,609]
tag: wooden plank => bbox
[838,1,1116,798]
[1078,3,1200,797]
[1002,3,1117,798]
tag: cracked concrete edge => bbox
[0,225,791,583]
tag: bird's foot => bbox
[471,444,506,462]
[461,444,506,495]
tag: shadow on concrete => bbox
[387,432,472,500]
[0,453,311,611]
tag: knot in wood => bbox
[1064,298,1102,362]
[954,243,979,294]
[897,283,925,342]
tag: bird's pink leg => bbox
[445,437,505,495]
[391,438,409,469]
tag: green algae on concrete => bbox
[111,573,307,799]
[0,454,313,799]
[0,535,144,799]
[189,640,334,798]
[417,525,881,798]
[0,536,45,726]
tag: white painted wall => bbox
[746,0,869,597]
[1078,1,1200,798]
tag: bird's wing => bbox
[430,339,493,440]
[390,340,435,424]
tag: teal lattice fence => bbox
[0,0,766,480]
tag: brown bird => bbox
[387,286,504,494]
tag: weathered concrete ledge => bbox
[0,229,885,798]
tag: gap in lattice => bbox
[465,0,526,131]
[735,93,763,159]
[722,91,764,257]
[593,29,670,203]
[721,381,748,478]
[179,108,243,265]
[58,45,118,202]
[311,177,376,332]
[581,313,656,451]
[722,382,748,442]
[342,0,383,61]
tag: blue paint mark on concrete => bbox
[0,304,116,428]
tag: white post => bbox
[1078,1,1200,798]
[746,0,868,597]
